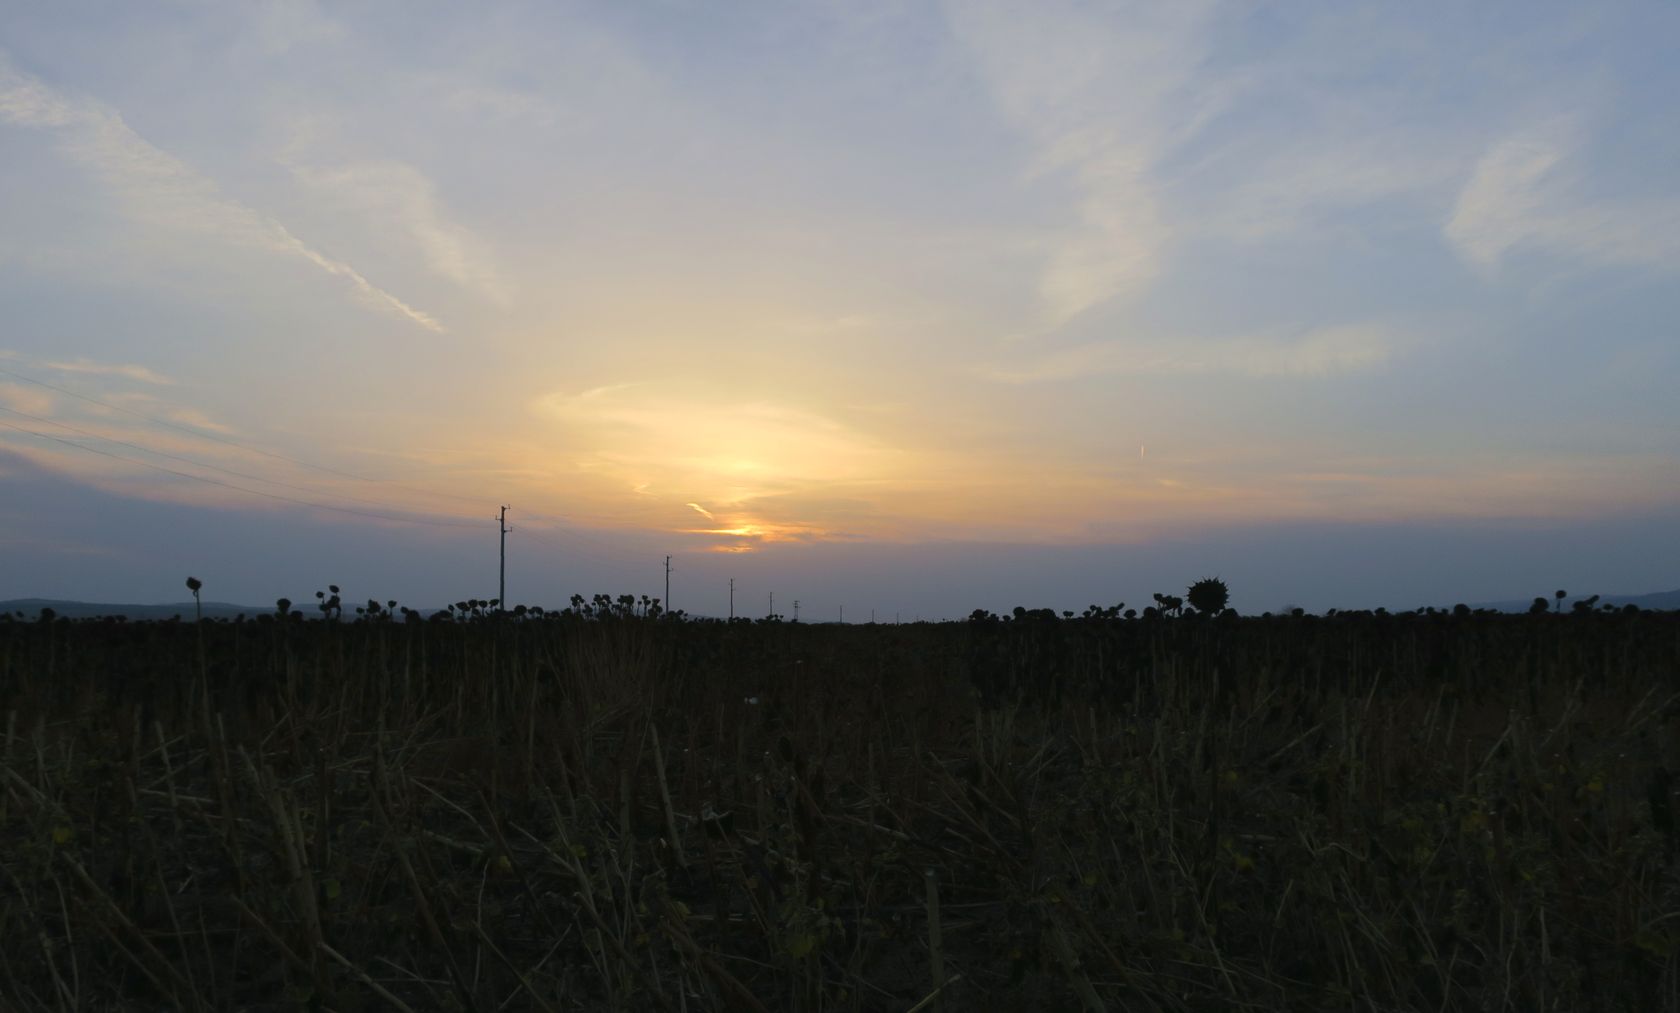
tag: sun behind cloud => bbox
[532,383,916,549]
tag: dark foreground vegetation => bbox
[1,600,1678,1011]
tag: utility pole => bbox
[498,505,510,612]
[664,555,671,615]
[769,591,774,619]
[729,578,734,620]
[793,600,800,622]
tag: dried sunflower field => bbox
[1,604,1676,1011]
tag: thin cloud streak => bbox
[980,325,1392,383]
[1,350,171,386]
[41,358,173,385]
[288,160,511,304]
[0,58,443,331]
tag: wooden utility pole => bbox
[665,555,672,615]
[498,505,510,612]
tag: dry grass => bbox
[0,607,1676,1010]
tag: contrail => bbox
[0,58,443,332]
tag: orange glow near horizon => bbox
[9,401,1679,553]
[688,522,826,549]
[6,365,1678,554]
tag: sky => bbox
[2,0,1677,618]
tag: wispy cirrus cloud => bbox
[0,352,174,425]
[0,382,55,417]
[1,349,170,386]
[287,159,511,305]
[0,351,234,432]
[1446,119,1574,268]
[979,324,1391,384]
[0,57,443,331]
[39,357,172,385]
[943,0,1214,324]
[1447,118,1680,272]
[0,350,255,499]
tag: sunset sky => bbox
[3,1,1677,617]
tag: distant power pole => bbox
[665,555,672,614]
[769,591,774,619]
[498,505,510,611]
[729,578,735,619]
[793,600,800,622]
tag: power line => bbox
[2,362,694,577]
[511,522,649,571]
[5,366,890,616]
[1,363,554,519]
[1,401,646,568]
[0,364,373,482]
[0,400,488,531]
[2,363,651,551]
[0,404,489,522]
[0,419,482,529]
[517,509,656,558]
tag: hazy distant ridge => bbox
[1467,589,1680,613]
[0,598,269,620]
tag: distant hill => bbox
[1468,589,1680,613]
[0,598,270,621]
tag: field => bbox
[1,603,1677,1011]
